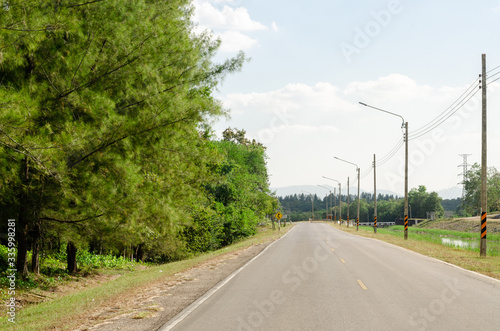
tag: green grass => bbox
[0,224,292,330]
[369,225,500,256]
[328,223,500,281]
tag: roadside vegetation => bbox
[369,225,500,256]
[281,185,443,222]
[328,222,500,281]
[0,224,292,330]
[0,1,279,281]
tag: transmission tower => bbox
[458,154,472,200]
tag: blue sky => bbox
[193,0,500,198]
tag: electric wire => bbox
[409,78,479,138]
[378,139,404,165]
[409,87,480,141]
[486,70,500,79]
[486,64,500,74]
[487,76,500,85]
[353,66,500,181]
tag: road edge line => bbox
[158,225,297,330]
[329,225,500,285]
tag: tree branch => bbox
[0,129,62,183]
[69,114,196,168]
[66,0,106,8]
[40,213,105,224]
[70,32,94,91]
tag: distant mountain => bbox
[270,185,401,198]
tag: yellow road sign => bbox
[275,212,283,220]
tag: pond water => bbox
[441,237,479,249]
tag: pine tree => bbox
[0,0,244,275]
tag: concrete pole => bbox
[404,121,409,240]
[330,190,333,221]
[347,177,350,227]
[374,154,377,234]
[480,53,487,257]
[356,167,360,231]
[312,194,314,222]
[325,193,328,220]
[333,188,337,222]
[339,183,342,224]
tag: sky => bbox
[192,0,500,198]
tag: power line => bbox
[486,64,500,74]
[487,76,500,85]
[486,70,500,80]
[409,87,480,140]
[409,78,479,138]
[378,139,404,166]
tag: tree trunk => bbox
[16,157,30,278]
[135,244,144,262]
[16,220,29,277]
[31,224,41,274]
[67,241,78,274]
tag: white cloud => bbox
[192,1,268,53]
[218,31,258,52]
[223,82,356,116]
[215,75,500,191]
[494,2,500,11]
[193,1,267,31]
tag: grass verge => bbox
[327,223,500,281]
[0,224,293,330]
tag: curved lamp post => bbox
[359,102,409,240]
[335,157,360,231]
[322,177,341,224]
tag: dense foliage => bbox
[280,186,444,222]
[462,163,500,214]
[0,1,276,277]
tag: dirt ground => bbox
[13,273,123,310]
[71,242,272,331]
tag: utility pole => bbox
[480,54,487,257]
[330,189,333,221]
[347,177,350,227]
[356,167,360,231]
[338,183,341,224]
[333,188,336,221]
[373,154,377,234]
[312,195,314,222]
[325,193,328,220]
[404,121,409,240]
[322,176,341,225]
[335,157,360,230]
[359,102,409,239]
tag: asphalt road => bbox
[160,223,500,331]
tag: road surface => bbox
[160,222,500,330]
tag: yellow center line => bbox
[331,248,335,252]
[340,258,345,263]
[357,279,368,290]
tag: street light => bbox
[322,176,341,223]
[301,190,314,221]
[335,157,361,231]
[360,101,409,240]
[318,185,331,221]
